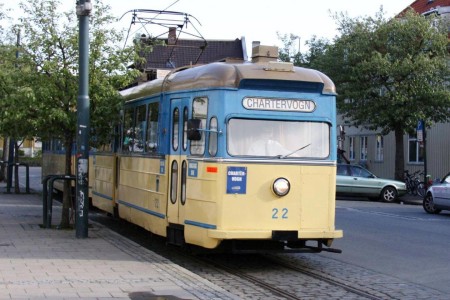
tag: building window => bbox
[349,137,355,160]
[408,134,424,163]
[375,135,384,162]
[360,136,368,161]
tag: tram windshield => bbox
[227,119,330,158]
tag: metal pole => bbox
[423,122,428,189]
[75,0,92,238]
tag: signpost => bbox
[417,120,428,189]
[417,120,424,143]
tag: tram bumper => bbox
[207,229,343,240]
[207,229,343,253]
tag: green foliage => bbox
[277,32,305,66]
[283,8,450,180]
[0,0,141,147]
[19,156,42,167]
[0,0,143,224]
[314,9,450,134]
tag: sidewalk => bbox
[0,182,239,300]
[399,194,423,206]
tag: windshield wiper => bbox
[279,143,311,159]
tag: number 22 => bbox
[272,208,288,219]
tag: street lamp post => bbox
[75,0,92,238]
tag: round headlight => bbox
[273,177,290,196]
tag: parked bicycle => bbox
[404,170,426,197]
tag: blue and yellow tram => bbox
[42,140,95,198]
[92,45,343,252]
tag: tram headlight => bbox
[272,177,290,197]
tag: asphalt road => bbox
[321,199,450,293]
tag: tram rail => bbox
[198,254,386,300]
[90,208,435,300]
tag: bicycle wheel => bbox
[411,183,418,195]
[406,181,413,194]
[417,182,426,197]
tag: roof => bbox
[141,38,245,70]
[398,0,450,39]
[120,61,336,101]
[399,0,450,16]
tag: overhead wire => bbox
[118,0,207,69]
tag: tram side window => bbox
[134,105,146,152]
[209,117,218,156]
[122,108,134,152]
[182,107,188,151]
[146,102,159,153]
[122,105,146,153]
[191,97,208,155]
[172,108,179,151]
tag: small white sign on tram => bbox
[242,97,316,112]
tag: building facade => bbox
[338,120,450,181]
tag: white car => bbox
[423,172,450,214]
[336,164,407,202]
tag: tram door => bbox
[167,98,189,226]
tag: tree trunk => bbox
[14,142,20,194]
[59,137,73,229]
[394,128,405,181]
[0,140,7,182]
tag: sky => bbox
[2,0,415,57]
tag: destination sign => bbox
[242,97,316,112]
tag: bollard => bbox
[14,163,30,193]
[22,163,30,194]
[41,175,76,228]
[42,175,54,228]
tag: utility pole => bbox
[423,122,428,189]
[75,0,92,238]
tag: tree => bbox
[0,4,15,182]
[303,36,332,70]
[0,6,32,190]
[2,0,140,227]
[277,32,305,66]
[308,9,450,180]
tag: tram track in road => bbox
[89,210,288,299]
[197,253,385,300]
[194,255,301,300]
[90,210,429,299]
[263,254,386,300]
[90,210,319,299]
[90,210,390,299]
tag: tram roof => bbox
[120,62,336,101]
